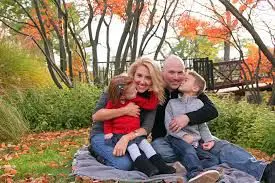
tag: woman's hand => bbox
[113,135,130,156]
[123,102,140,117]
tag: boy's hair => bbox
[108,75,133,105]
[188,70,206,95]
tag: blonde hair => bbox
[187,70,206,95]
[128,57,165,104]
[107,75,134,105]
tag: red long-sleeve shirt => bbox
[104,92,158,134]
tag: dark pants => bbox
[167,135,219,178]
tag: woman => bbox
[90,57,164,171]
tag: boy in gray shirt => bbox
[165,70,219,183]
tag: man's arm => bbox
[186,93,218,126]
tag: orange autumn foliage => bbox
[177,0,257,43]
[22,8,56,41]
[21,0,71,42]
[66,54,84,78]
[93,0,149,21]
[177,14,208,40]
[93,0,128,19]
[243,44,273,83]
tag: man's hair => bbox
[108,75,133,105]
[163,54,185,70]
[188,70,206,95]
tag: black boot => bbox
[262,161,275,183]
[149,154,176,174]
[133,155,159,177]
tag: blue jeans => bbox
[151,137,267,181]
[90,133,133,170]
[105,134,146,147]
[166,135,219,178]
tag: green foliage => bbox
[0,40,53,94]
[7,84,102,131]
[209,95,275,155]
[0,98,29,143]
[174,36,221,61]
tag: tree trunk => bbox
[219,0,275,66]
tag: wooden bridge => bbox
[94,57,272,92]
[190,57,272,92]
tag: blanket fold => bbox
[72,146,258,183]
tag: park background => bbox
[0,0,275,182]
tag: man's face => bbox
[162,60,185,91]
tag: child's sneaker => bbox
[188,170,219,183]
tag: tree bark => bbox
[219,0,275,66]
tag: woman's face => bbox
[133,65,152,93]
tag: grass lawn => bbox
[0,128,273,183]
[0,128,89,182]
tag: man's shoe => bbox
[188,170,220,183]
[262,161,275,183]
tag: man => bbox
[151,54,274,183]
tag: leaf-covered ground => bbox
[0,128,89,182]
[0,128,273,183]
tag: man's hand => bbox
[123,102,140,117]
[113,135,130,156]
[169,114,190,133]
[202,140,215,150]
[104,133,113,139]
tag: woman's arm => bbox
[92,93,141,122]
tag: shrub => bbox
[0,98,29,142]
[0,39,53,94]
[209,95,275,155]
[8,84,102,131]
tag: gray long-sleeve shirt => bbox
[165,95,214,146]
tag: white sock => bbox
[139,139,156,158]
[127,144,141,161]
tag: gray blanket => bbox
[72,146,258,183]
